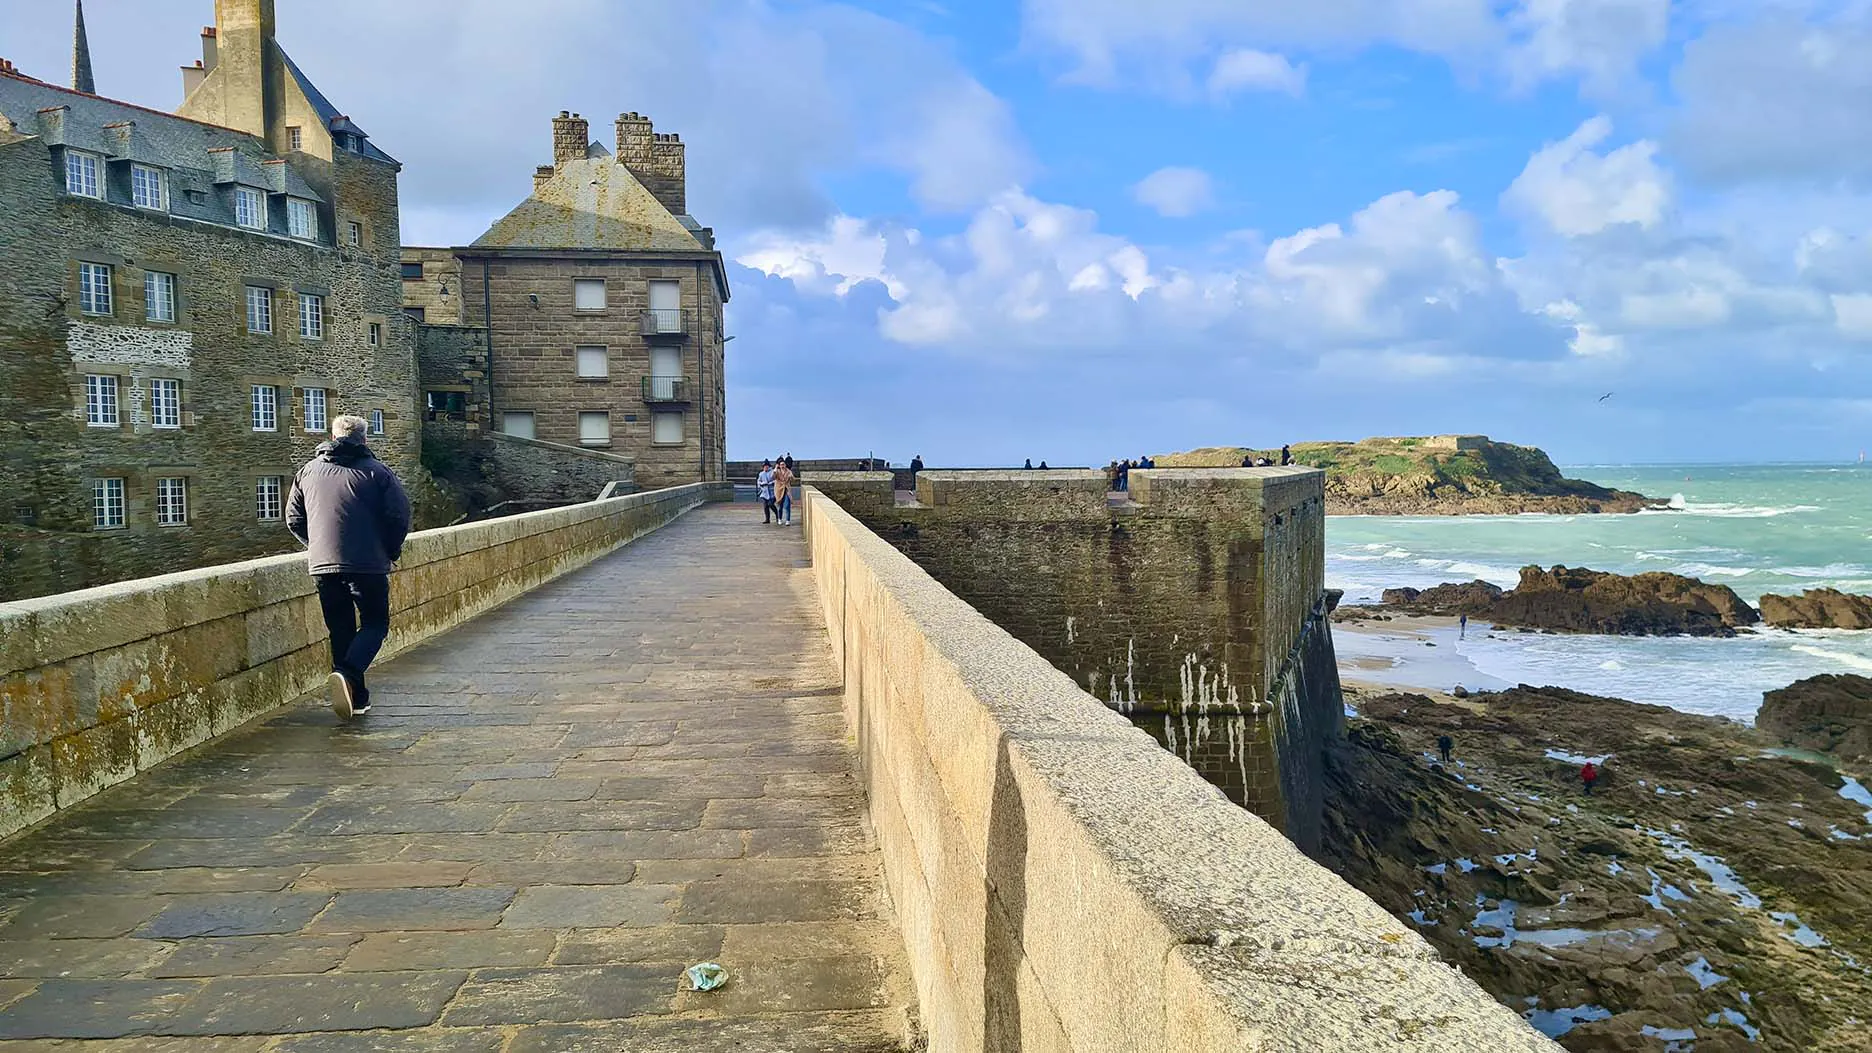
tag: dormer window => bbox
[287,198,316,240]
[234,186,266,230]
[65,151,101,198]
[130,165,167,211]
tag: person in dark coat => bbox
[286,415,411,720]
[1437,734,1454,764]
[1280,444,1293,466]
[909,454,924,473]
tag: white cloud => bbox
[1507,0,1670,96]
[1132,167,1217,217]
[1207,49,1307,98]
[1503,117,1670,236]
[1834,294,1872,339]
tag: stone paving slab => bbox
[0,506,917,1047]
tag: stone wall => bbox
[0,482,727,840]
[813,467,1342,854]
[423,420,635,512]
[800,488,1553,1051]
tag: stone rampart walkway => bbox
[0,504,915,1051]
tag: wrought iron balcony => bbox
[642,375,691,403]
[640,309,685,340]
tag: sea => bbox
[1329,463,1872,722]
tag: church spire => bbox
[72,0,95,94]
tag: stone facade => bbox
[408,110,729,493]
[811,467,1344,854]
[422,422,635,513]
[0,0,421,602]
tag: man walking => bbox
[287,414,411,720]
[757,460,777,524]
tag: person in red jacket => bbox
[1581,761,1600,795]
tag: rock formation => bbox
[1382,580,1502,613]
[1759,589,1872,630]
[1758,674,1872,760]
[1383,566,1759,636]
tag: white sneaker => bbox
[328,671,355,719]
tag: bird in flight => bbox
[1598,392,1614,402]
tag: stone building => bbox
[407,110,731,490]
[0,0,419,601]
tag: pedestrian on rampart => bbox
[286,414,411,721]
[774,459,796,525]
[757,460,777,524]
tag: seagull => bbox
[1598,392,1614,402]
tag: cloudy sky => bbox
[13,1,1872,465]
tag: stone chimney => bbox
[614,111,686,216]
[533,165,556,193]
[552,111,588,165]
[176,1,277,138]
[181,59,206,98]
[201,26,218,72]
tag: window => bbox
[251,384,277,431]
[573,279,606,310]
[287,198,315,240]
[84,374,119,427]
[578,411,611,446]
[575,346,608,379]
[235,186,265,229]
[426,390,466,420]
[155,477,188,526]
[299,293,324,340]
[368,321,382,347]
[303,387,327,432]
[65,151,100,198]
[287,126,302,151]
[145,271,176,323]
[400,261,424,280]
[130,165,167,210]
[368,409,384,436]
[79,261,112,315]
[647,279,681,332]
[501,411,535,439]
[150,378,181,429]
[92,478,125,529]
[653,411,683,445]
[246,285,272,333]
[347,221,363,248]
[255,476,284,521]
[403,306,425,323]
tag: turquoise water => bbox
[1329,463,1872,720]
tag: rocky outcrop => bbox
[1383,580,1503,614]
[1758,674,1872,760]
[1490,565,1760,636]
[1759,589,1872,630]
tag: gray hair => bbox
[332,414,370,440]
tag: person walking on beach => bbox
[286,414,411,720]
[757,460,777,524]
[1580,761,1600,795]
[1459,613,1468,639]
[773,458,795,525]
[1437,734,1454,765]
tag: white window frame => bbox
[578,411,611,446]
[84,373,119,428]
[79,261,112,315]
[65,151,101,198]
[130,164,167,211]
[92,477,126,529]
[303,387,327,433]
[652,410,684,445]
[150,378,182,429]
[245,285,272,334]
[368,321,381,347]
[368,409,385,436]
[287,126,303,151]
[145,270,176,323]
[299,293,324,340]
[347,220,363,248]
[155,477,188,526]
[255,476,284,521]
[287,197,316,240]
[251,384,278,432]
[501,411,535,439]
[575,346,609,379]
[235,186,266,230]
[573,278,607,311]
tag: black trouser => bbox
[762,496,777,522]
[316,573,390,702]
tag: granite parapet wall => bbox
[0,482,728,840]
[800,488,1553,1051]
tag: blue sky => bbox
[12,1,1872,465]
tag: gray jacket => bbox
[286,438,412,576]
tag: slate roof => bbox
[279,48,397,165]
[471,152,706,253]
[0,69,325,231]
